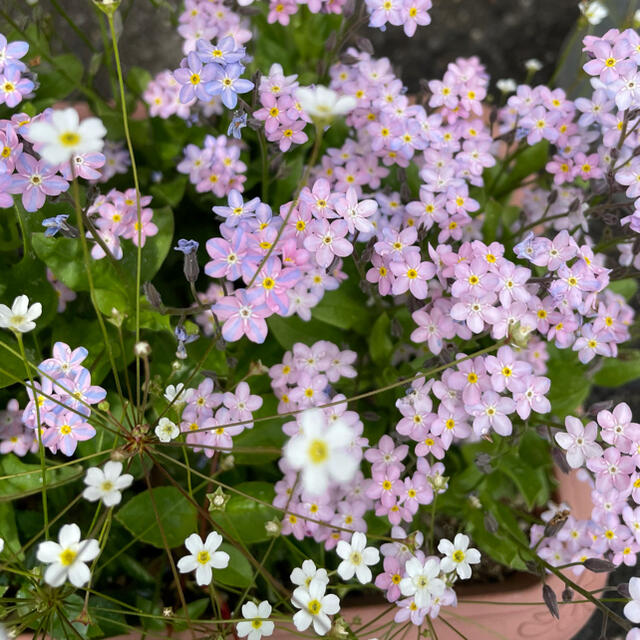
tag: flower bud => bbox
[134,341,151,357]
[265,519,281,537]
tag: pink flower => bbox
[303,219,353,268]
[554,416,602,469]
[468,390,515,437]
[389,251,435,299]
[212,288,271,344]
[334,187,378,234]
[42,411,95,456]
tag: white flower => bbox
[155,417,179,443]
[399,557,445,609]
[82,461,133,507]
[496,78,516,93]
[0,537,4,554]
[284,409,358,495]
[29,108,106,166]
[36,523,100,587]
[0,295,42,333]
[437,533,481,580]
[625,576,640,623]
[524,58,543,72]
[177,532,229,586]
[291,559,329,589]
[295,85,357,122]
[336,532,379,584]
[635,9,640,25]
[164,383,192,405]
[579,0,608,24]
[291,577,340,636]
[237,600,274,640]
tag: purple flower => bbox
[174,52,217,103]
[212,288,270,344]
[0,35,29,72]
[205,63,254,110]
[0,64,34,108]
[42,411,96,456]
[304,219,353,268]
[195,36,246,67]
[42,214,71,238]
[9,154,69,212]
[174,238,200,255]
[227,111,247,139]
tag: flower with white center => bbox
[291,577,340,636]
[437,533,481,580]
[177,532,229,586]
[155,417,179,443]
[554,416,602,469]
[36,523,100,587]
[82,461,134,507]
[579,0,608,24]
[0,295,42,333]
[399,557,445,609]
[291,559,330,588]
[237,600,274,640]
[296,85,357,123]
[624,576,640,623]
[284,408,358,495]
[336,532,380,584]
[29,108,106,166]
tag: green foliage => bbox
[115,486,198,548]
[0,454,82,501]
[209,482,277,544]
[545,343,591,417]
[594,351,640,388]
[215,544,254,587]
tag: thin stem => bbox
[246,124,324,288]
[106,12,144,421]
[14,204,30,257]
[49,0,97,51]
[70,163,127,406]
[16,333,48,538]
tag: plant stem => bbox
[16,333,48,538]
[70,164,126,408]
[106,12,144,421]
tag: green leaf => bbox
[369,313,393,366]
[150,175,188,208]
[0,454,82,502]
[518,430,552,469]
[209,482,277,544]
[498,454,550,509]
[32,54,84,108]
[268,314,343,350]
[311,283,372,331]
[481,199,502,243]
[172,599,210,631]
[492,141,549,198]
[608,278,638,301]
[127,66,153,97]
[0,502,23,561]
[594,351,640,387]
[215,544,253,587]
[546,344,590,417]
[115,486,197,549]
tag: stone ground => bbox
[5,0,640,636]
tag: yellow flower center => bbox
[59,549,77,566]
[308,439,328,463]
[59,132,80,147]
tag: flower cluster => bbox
[22,342,105,456]
[177,134,247,197]
[205,175,378,343]
[254,64,311,152]
[537,403,640,575]
[86,188,158,259]
[176,377,262,456]
[0,34,34,108]
[0,398,37,456]
[173,36,254,110]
